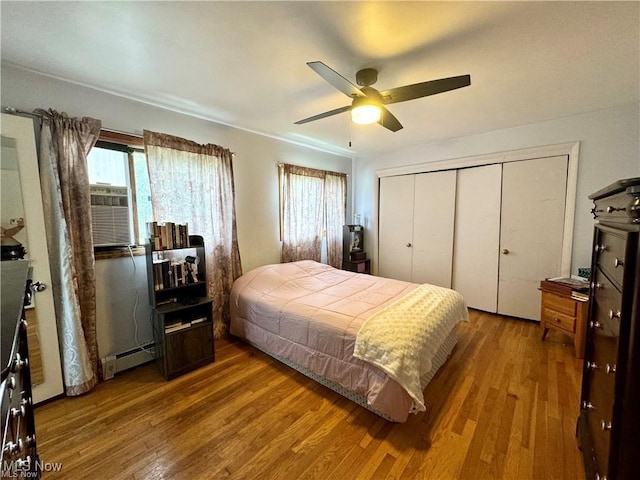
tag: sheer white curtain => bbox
[144,130,242,338]
[37,109,101,395]
[279,164,347,268]
[324,172,347,268]
[279,164,325,263]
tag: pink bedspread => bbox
[229,260,462,422]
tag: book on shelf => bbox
[147,221,190,250]
[190,317,208,326]
[571,291,589,302]
[153,258,196,290]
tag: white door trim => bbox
[374,141,579,277]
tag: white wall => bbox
[355,102,640,275]
[1,65,352,359]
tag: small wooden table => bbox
[540,284,588,358]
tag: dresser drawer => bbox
[541,291,576,316]
[542,308,575,333]
[595,229,627,289]
[592,267,622,338]
[593,190,637,223]
[585,406,612,479]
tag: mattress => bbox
[229,260,468,422]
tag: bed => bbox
[229,260,468,422]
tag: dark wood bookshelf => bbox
[146,234,215,380]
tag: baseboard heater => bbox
[102,343,155,380]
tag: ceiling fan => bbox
[295,61,471,132]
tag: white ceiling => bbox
[1,1,638,158]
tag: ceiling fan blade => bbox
[379,106,403,132]
[307,61,364,98]
[380,75,471,105]
[294,105,352,125]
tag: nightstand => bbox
[540,287,588,358]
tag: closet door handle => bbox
[406,243,412,248]
[501,249,509,255]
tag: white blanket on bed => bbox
[353,283,468,412]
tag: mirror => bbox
[1,135,29,260]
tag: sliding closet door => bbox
[452,164,502,312]
[411,170,457,287]
[498,156,568,320]
[378,175,414,281]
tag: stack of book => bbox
[164,317,209,334]
[541,277,589,301]
[147,221,190,250]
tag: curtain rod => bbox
[4,107,238,156]
[277,162,349,176]
[3,106,43,118]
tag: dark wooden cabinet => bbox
[342,225,370,274]
[146,235,214,380]
[577,177,640,480]
[1,261,39,478]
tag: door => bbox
[412,170,457,287]
[452,164,502,312]
[498,156,568,320]
[1,114,64,403]
[378,175,414,281]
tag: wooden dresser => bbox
[577,177,640,480]
[1,261,39,478]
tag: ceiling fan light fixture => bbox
[351,102,381,125]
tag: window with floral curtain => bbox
[144,130,242,338]
[279,164,346,268]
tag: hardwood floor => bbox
[34,309,586,479]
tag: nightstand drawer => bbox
[542,292,577,316]
[542,308,576,333]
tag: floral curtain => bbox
[144,130,242,338]
[36,109,101,396]
[279,164,347,268]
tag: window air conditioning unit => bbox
[90,185,133,247]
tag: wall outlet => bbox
[101,355,117,380]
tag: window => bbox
[87,131,152,251]
[279,164,346,268]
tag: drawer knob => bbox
[605,364,617,375]
[406,243,412,248]
[586,361,599,370]
[600,420,612,431]
[589,321,603,330]
[609,309,621,320]
[606,206,626,213]
[10,353,29,373]
[595,473,608,480]
[10,404,26,419]
[581,400,596,410]
[595,244,608,253]
[3,439,24,455]
[614,257,624,268]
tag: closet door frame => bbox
[374,141,580,277]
